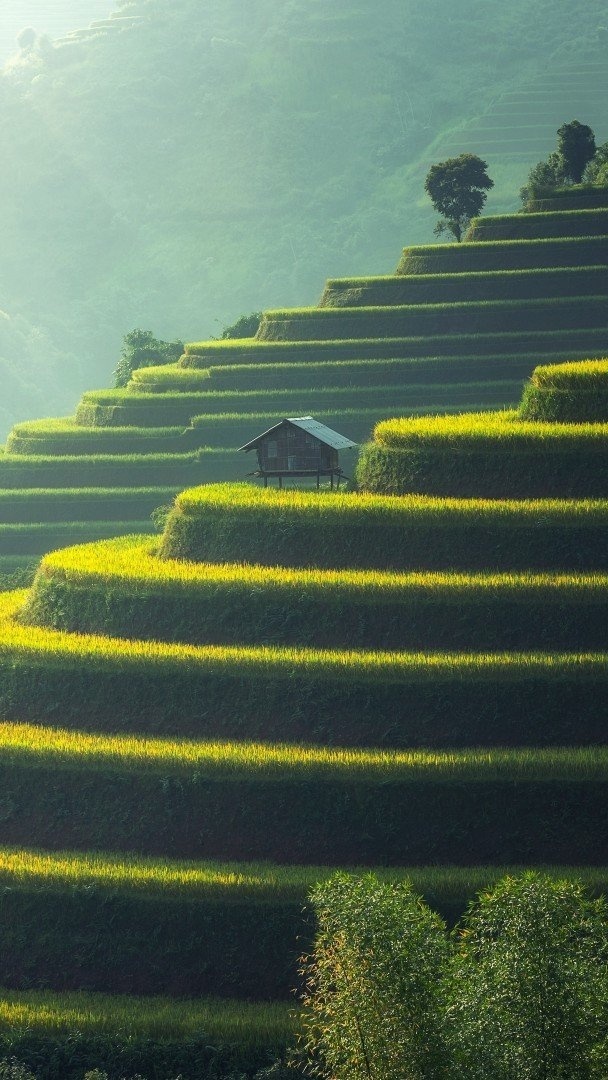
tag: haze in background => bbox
[1,2,115,63]
[0,0,605,438]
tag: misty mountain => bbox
[0,0,606,437]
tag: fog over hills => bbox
[1,2,115,63]
[0,0,606,437]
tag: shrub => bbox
[114,330,183,389]
[300,874,450,1079]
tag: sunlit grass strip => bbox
[372,411,608,449]
[190,396,519,430]
[34,536,608,602]
[0,487,178,503]
[173,482,608,522]
[259,296,608,319]
[530,358,608,388]
[6,418,184,438]
[0,452,198,466]
[130,363,211,389]
[0,988,294,1044]
[1,718,608,782]
[2,847,608,907]
[396,235,608,275]
[2,589,607,692]
[182,329,608,361]
[466,209,608,241]
[319,267,608,308]
[519,359,608,423]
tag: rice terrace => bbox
[0,2,608,1077]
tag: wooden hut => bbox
[239,416,357,488]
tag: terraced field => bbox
[0,355,607,1074]
[1,189,606,580]
[425,51,608,212]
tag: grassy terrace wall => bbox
[182,329,608,367]
[519,358,608,422]
[1,202,608,1066]
[466,208,608,241]
[356,411,608,498]
[397,236,608,274]
[319,266,608,307]
[256,297,608,341]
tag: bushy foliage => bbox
[300,874,450,1079]
[521,120,602,202]
[584,141,608,184]
[218,312,263,340]
[449,874,608,1078]
[114,330,183,389]
[424,154,493,242]
[558,119,597,184]
[301,873,608,1080]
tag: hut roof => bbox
[238,416,357,452]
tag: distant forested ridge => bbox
[0,0,605,435]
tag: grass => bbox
[39,536,608,598]
[25,536,608,652]
[466,208,608,241]
[180,328,608,366]
[319,266,608,307]
[0,985,293,1042]
[1,718,608,783]
[396,235,608,275]
[0,719,605,868]
[2,578,608,748]
[1,847,608,908]
[0,988,294,1077]
[0,453,202,488]
[0,522,158,556]
[527,358,608,389]
[372,411,608,449]
[132,354,593,395]
[170,481,608,524]
[255,297,608,343]
[0,488,180,524]
[2,587,606,699]
[5,419,193,456]
[159,482,608,572]
[519,359,608,422]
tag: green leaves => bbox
[425,154,494,243]
[302,872,608,1079]
[301,874,450,1079]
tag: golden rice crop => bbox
[1,846,607,906]
[2,589,607,686]
[1,718,608,782]
[174,482,608,521]
[35,536,608,601]
[373,411,608,448]
[530,358,608,389]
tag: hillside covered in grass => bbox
[0,0,607,434]
[1,189,606,580]
[1,355,608,1074]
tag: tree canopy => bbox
[424,153,494,241]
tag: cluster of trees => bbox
[0,0,604,433]
[521,120,608,202]
[113,312,261,387]
[299,871,608,1079]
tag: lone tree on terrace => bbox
[424,153,493,242]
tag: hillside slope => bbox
[1,0,606,434]
[2,191,605,577]
[1,357,608,1074]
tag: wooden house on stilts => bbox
[239,416,357,488]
